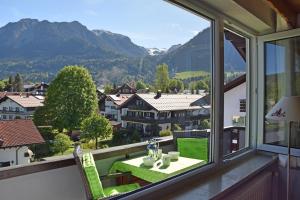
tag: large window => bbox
[264,36,300,148]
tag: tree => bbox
[189,80,209,93]
[136,80,147,90]
[44,66,98,132]
[53,133,72,155]
[14,73,23,92]
[8,76,14,92]
[168,79,184,93]
[155,63,169,93]
[0,80,6,91]
[81,114,113,149]
[104,84,113,94]
[200,119,210,129]
[33,106,51,126]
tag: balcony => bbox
[0,127,281,200]
[121,115,171,124]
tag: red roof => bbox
[0,120,45,148]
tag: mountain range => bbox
[0,18,245,85]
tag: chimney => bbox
[0,138,4,147]
[155,90,161,99]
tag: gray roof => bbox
[136,93,204,111]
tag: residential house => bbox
[0,94,44,120]
[0,120,45,167]
[120,92,210,136]
[104,94,132,122]
[112,83,136,94]
[24,82,49,96]
[224,74,246,127]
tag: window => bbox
[15,107,20,112]
[239,99,246,112]
[0,0,219,197]
[2,115,6,120]
[264,36,300,147]
[223,29,249,157]
[9,107,13,111]
[3,107,7,111]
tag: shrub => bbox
[53,133,72,155]
[130,130,141,143]
[159,129,172,137]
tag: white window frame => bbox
[257,28,300,156]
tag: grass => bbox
[174,70,209,80]
[177,138,208,162]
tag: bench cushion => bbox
[82,153,105,199]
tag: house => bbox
[0,94,44,120]
[104,94,132,122]
[24,82,49,96]
[224,74,246,127]
[112,83,136,94]
[120,92,210,136]
[0,120,45,167]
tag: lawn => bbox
[177,138,208,162]
[174,70,209,80]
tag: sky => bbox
[0,0,210,49]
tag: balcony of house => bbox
[0,128,281,200]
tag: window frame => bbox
[257,28,300,156]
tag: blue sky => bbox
[0,0,210,49]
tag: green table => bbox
[109,155,206,183]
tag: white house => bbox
[0,94,44,120]
[0,120,45,167]
[224,74,246,127]
[104,94,132,122]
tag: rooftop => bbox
[136,93,204,111]
[107,94,133,106]
[0,120,45,148]
[2,95,44,108]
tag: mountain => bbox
[157,28,245,73]
[0,18,147,59]
[0,19,245,85]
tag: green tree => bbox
[81,114,113,149]
[136,80,147,90]
[33,106,51,126]
[44,66,98,132]
[53,133,72,155]
[104,84,113,94]
[168,79,184,93]
[8,76,14,92]
[190,80,209,93]
[155,63,170,93]
[200,119,210,129]
[14,73,23,92]
[0,80,6,91]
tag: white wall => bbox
[0,146,29,166]
[224,82,246,127]
[0,165,85,200]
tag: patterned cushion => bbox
[82,153,105,199]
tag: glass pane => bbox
[264,36,300,148]
[0,0,214,198]
[223,30,248,156]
